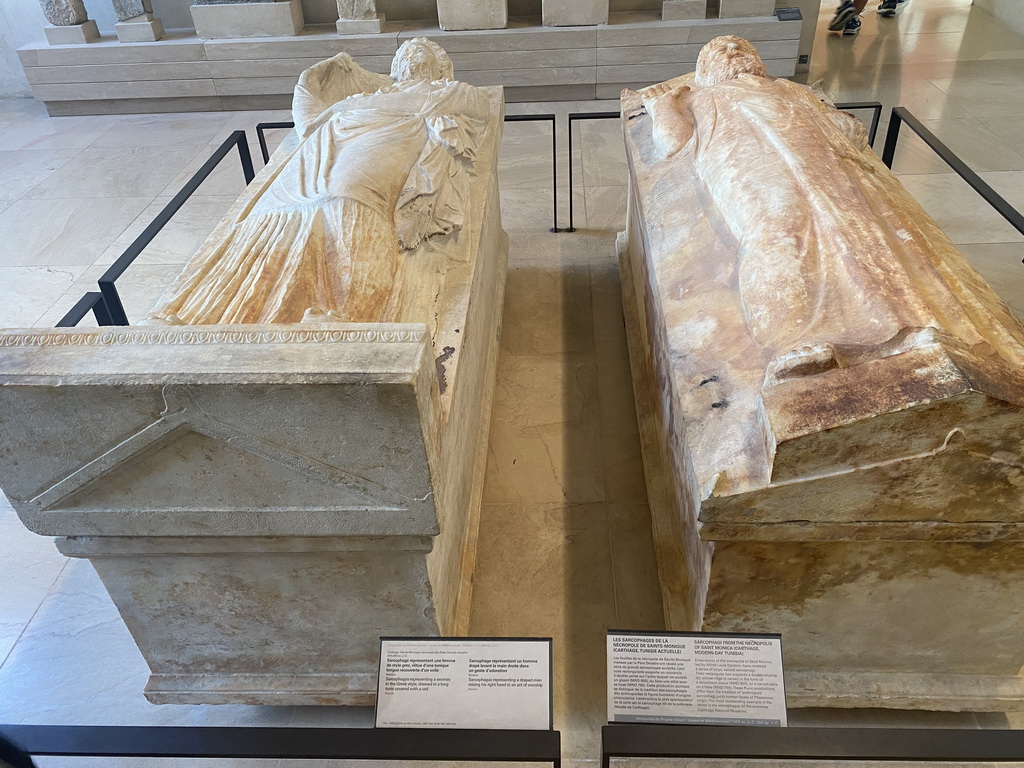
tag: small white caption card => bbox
[376,637,552,730]
[607,631,787,726]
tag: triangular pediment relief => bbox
[47,426,408,514]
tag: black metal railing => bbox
[0,724,560,766]
[56,291,113,327]
[55,129,255,328]
[256,120,296,164]
[504,113,561,233]
[55,101,1023,328]
[839,100,883,147]
[882,106,1024,258]
[602,724,1024,768]
[567,111,619,233]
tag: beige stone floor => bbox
[1,0,1024,764]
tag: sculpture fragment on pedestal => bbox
[436,0,507,30]
[662,0,707,20]
[190,0,305,38]
[542,0,607,26]
[40,0,100,44]
[336,0,385,33]
[112,0,165,41]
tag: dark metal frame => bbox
[882,105,1024,258]
[55,130,255,328]
[0,724,560,765]
[255,120,297,164]
[55,291,113,327]
[838,100,883,147]
[566,111,619,233]
[503,113,561,233]
[602,724,1024,768]
[564,102,883,232]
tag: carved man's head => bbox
[391,38,454,82]
[694,36,767,87]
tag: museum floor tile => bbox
[1,0,1024,763]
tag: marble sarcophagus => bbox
[618,37,1024,711]
[0,41,507,705]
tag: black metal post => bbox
[551,114,559,233]
[255,121,296,164]
[97,278,129,326]
[566,111,621,233]
[503,113,560,232]
[236,132,255,184]
[834,101,884,148]
[567,114,575,233]
[55,292,109,328]
[881,107,903,168]
[95,130,254,326]
[90,291,114,326]
[869,103,882,147]
[884,106,1024,246]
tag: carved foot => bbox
[764,343,839,387]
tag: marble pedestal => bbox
[337,14,384,33]
[44,20,99,44]
[663,0,706,20]
[115,15,165,42]
[618,85,1024,711]
[719,0,775,16]
[190,0,304,39]
[61,534,437,704]
[436,0,506,30]
[542,0,608,26]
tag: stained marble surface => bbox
[0,0,1023,761]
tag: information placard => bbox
[376,637,553,730]
[607,631,787,726]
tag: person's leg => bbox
[829,0,868,31]
[878,0,906,16]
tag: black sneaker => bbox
[829,0,858,31]
[843,15,862,34]
[878,0,898,16]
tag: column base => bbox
[115,16,165,42]
[336,13,385,33]
[44,20,100,45]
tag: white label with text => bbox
[376,639,551,730]
[607,632,787,726]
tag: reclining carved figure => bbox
[620,36,1024,711]
[152,38,490,326]
[635,36,1024,386]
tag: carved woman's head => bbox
[694,36,767,87]
[391,38,455,82]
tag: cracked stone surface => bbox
[337,0,377,19]
[39,0,87,26]
[111,0,153,21]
